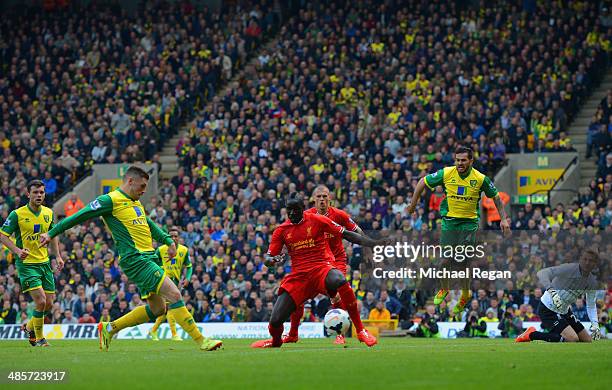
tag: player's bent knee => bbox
[32,294,46,309]
[167,290,181,303]
[325,269,347,290]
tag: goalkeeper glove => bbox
[547,288,563,310]
[590,323,602,341]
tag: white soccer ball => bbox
[324,309,350,336]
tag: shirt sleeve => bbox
[184,253,193,280]
[339,209,358,231]
[147,217,173,246]
[49,211,55,230]
[49,194,113,238]
[585,290,599,324]
[266,227,284,257]
[481,176,499,198]
[424,169,444,189]
[0,211,18,237]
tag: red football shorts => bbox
[333,258,348,275]
[279,265,333,306]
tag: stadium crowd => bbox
[0,0,281,204]
[0,0,611,337]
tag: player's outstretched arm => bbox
[41,195,113,246]
[342,230,388,248]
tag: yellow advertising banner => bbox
[516,169,563,195]
[100,179,122,195]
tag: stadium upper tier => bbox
[0,0,280,203]
[176,0,608,206]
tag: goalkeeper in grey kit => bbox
[515,249,604,343]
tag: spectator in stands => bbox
[0,299,16,324]
[247,298,269,322]
[78,313,96,324]
[368,301,391,326]
[63,193,85,217]
[379,290,402,318]
[301,303,317,323]
[61,310,78,325]
[573,299,589,322]
[204,303,231,323]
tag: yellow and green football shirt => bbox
[156,243,192,282]
[1,205,54,264]
[48,189,172,260]
[424,166,498,220]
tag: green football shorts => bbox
[120,252,166,299]
[440,217,479,247]
[17,261,55,294]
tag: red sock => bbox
[268,323,284,347]
[337,283,364,332]
[289,304,303,337]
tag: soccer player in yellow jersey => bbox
[149,227,192,341]
[0,180,64,347]
[408,146,510,317]
[39,166,222,352]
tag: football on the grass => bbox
[324,309,350,336]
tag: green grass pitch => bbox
[0,338,610,389]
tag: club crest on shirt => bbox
[44,215,49,223]
[470,180,477,187]
[306,226,312,236]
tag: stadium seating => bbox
[0,0,610,332]
[0,1,278,203]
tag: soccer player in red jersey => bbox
[251,192,386,349]
[283,185,363,345]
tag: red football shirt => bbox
[267,212,345,273]
[305,207,357,261]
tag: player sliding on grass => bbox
[149,227,192,341]
[516,249,603,343]
[283,185,363,345]
[0,180,64,347]
[251,192,387,349]
[407,146,510,317]
[40,166,222,352]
